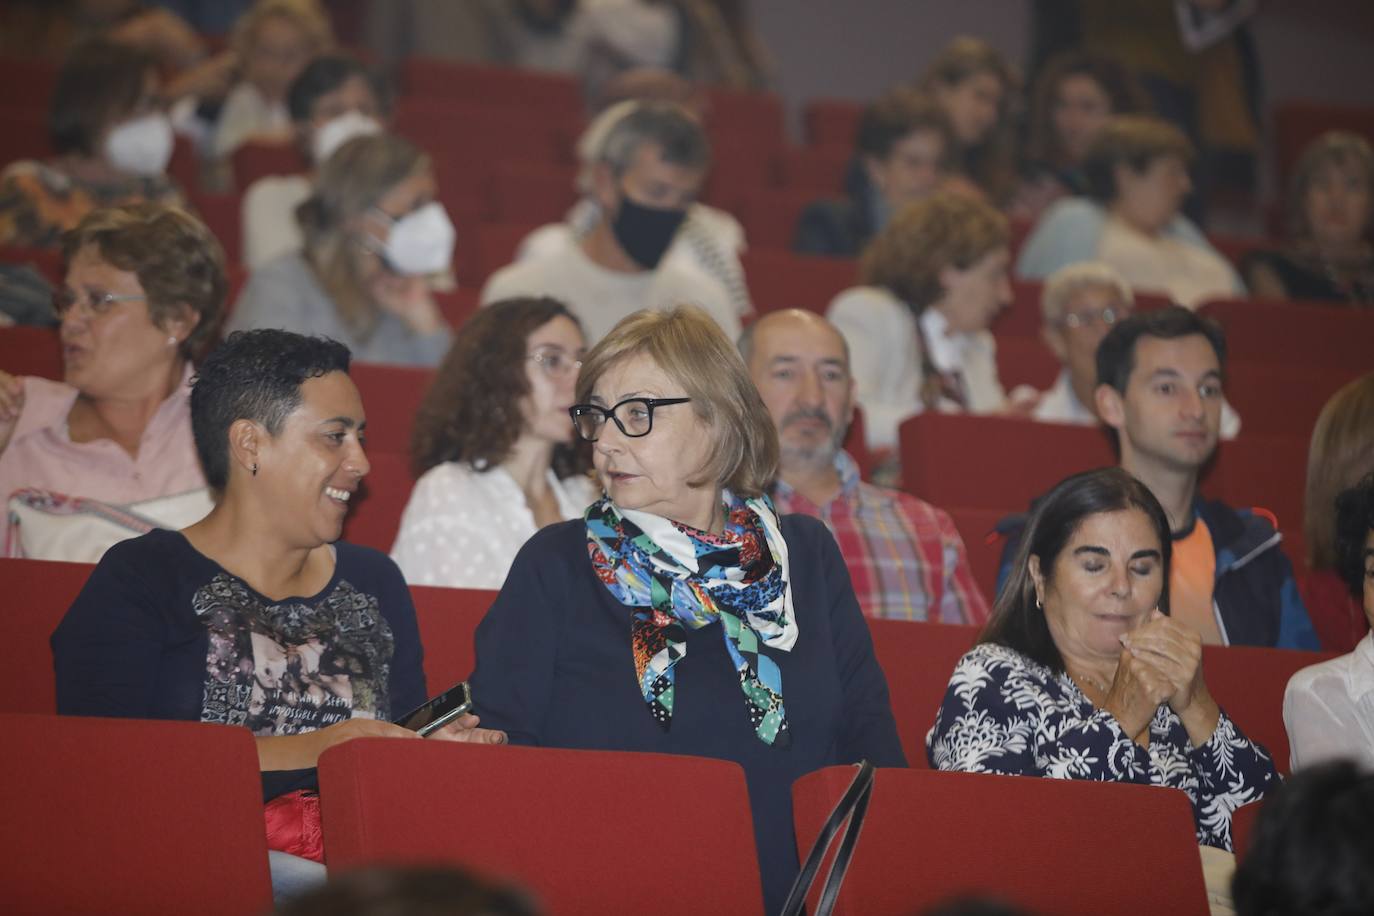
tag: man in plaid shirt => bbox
[742,310,990,624]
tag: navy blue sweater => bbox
[470,514,907,914]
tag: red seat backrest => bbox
[0,324,63,380]
[994,335,1060,391]
[1201,643,1337,775]
[802,98,864,149]
[867,619,978,768]
[319,741,765,916]
[0,557,93,714]
[1231,799,1263,861]
[1202,432,1309,537]
[792,766,1209,916]
[1222,361,1364,439]
[231,139,306,189]
[186,190,243,269]
[942,506,1006,608]
[899,413,1117,512]
[474,220,542,284]
[776,146,850,193]
[733,186,821,250]
[410,585,495,692]
[1200,298,1374,373]
[341,450,416,553]
[704,88,786,149]
[434,286,481,330]
[400,59,583,118]
[740,249,858,315]
[487,163,577,225]
[0,713,272,915]
[349,362,435,457]
[1,243,63,284]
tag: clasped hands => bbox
[1102,609,1221,747]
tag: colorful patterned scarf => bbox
[585,491,796,746]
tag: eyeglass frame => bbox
[568,397,692,441]
[1057,305,1128,330]
[527,347,584,379]
[52,289,148,320]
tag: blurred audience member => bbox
[483,101,737,342]
[1231,761,1374,916]
[1013,49,1150,220]
[1285,475,1374,771]
[392,298,596,589]
[1017,116,1243,307]
[0,203,224,560]
[1302,373,1374,651]
[917,36,1018,204]
[241,53,390,269]
[274,864,540,916]
[517,82,750,319]
[793,88,954,258]
[1244,131,1374,305]
[211,0,333,158]
[229,133,454,366]
[741,309,989,623]
[1093,307,1315,648]
[827,192,1014,457]
[0,39,184,250]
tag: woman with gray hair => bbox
[228,133,455,366]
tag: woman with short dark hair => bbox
[53,327,504,899]
[391,297,596,588]
[928,467,1279,850]
[0,39,184,250]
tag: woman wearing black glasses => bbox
[469,304,905,916]
[0,202,224,560]
[391,297,596,589]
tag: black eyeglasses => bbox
[569,397,691,441]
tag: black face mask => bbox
[610,195,687,269]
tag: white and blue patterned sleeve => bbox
[926,644,1155,784]
[1187,710,1281,850]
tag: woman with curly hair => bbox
[390,297,596,588]
[826,191,1014,457]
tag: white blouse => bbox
[391,463,598,589]
[1283,632,1374,772]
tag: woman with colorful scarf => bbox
[469,305,906,914]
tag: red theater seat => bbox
[705,88,786,149]
[410,586,495,691]
[1200,298,1373,373]
[867,619,978,767]
[400,59,582,118]
[341,450,416,552]
[777,146,850,193]
[0,324,62,381]
[187,190,243,268]
[231,139,306,189]
[474,221,541,284]
[319,741,764,916]
[792,766,1209,915]
[1,713,273,915]
[944,506,1007,607]
[734,186,821,250]
[0,557,93,714]
[740,249,857,315]
[0,243,63,284]
[994,335,1060,391]
[487,163,577,225]
[1223,361,1363,439]
[1232,799,1263,861]
[435,286,481,329]
[1201,643,1337,776]
[803,98,863,149]
[349,362,435,456]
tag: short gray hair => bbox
[588,100,710,183]
[1041,261,1134,326]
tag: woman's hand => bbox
[256,717,418,771]
[427,713,508,745]
[369,271,447,336]
[1101,646,1176,743]
[0,370,25,453]
[1120,609,1221,746]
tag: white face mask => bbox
[312,111,383,164]
[103,111,174,177]
[373,202,456,275]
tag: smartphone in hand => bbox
[393,682,472,737]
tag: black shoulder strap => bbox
[779,760,876,916]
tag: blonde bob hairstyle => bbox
[861,190,1009,312]
[1304,372,1374,571]
[575,305,779,499]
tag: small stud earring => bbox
[251,463,258,477]
[167,335,178,347]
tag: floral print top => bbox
[0,160,183,249]
[926,642,1280,850]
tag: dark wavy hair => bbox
[191,329,351,490]
[1231,761,1374,916]
[1334,474,1374,600]
[1024,50,1150,169]
[410,297,590,478]
[50,38,156,157]
[981,467,1172,673]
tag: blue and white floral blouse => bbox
[926,642,1280,850]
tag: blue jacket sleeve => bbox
[805,518,907,768]
[1275,560,1320,650]
[1014,198,1104,279]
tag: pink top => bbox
[0,366,206,506]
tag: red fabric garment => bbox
[1300,568,1371,653]
[264,790,325,863]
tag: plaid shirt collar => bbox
[772,450,861,511]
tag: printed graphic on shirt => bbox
[194,573,395,735]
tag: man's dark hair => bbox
[191,330,351,490]
[1334,474,1374,599]
[855,88,953,164]
[287,53,390,123]
[1095,305,1228,394]
[50,39,156,157]
[1232,761,1374,916]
